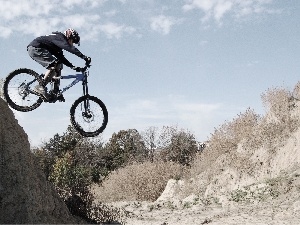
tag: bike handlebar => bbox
[81,63,91,72]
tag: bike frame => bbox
[58,70,89,96]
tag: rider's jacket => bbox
[27,32,84,68]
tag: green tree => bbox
[33,125,84,179]
[49,151,94,220]
[160,129,198,166]
[102,129,147,171]
[42,125,82,157]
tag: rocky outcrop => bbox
[0,98,78,224]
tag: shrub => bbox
[186,85,300,199]
[48,151,94,220]
[248,86,300,150]
[261,86,293,123]
[189,108,260,177]
[94,161,183,202]
[34,127,128,223]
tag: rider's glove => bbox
[72,66,82,72]
[83,56,91,65]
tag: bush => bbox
[49,152,93,218]
[188,85,300,187]
[94,161,183,202]
[261,86,293,123]
[34,127,128,223]
[247,86,300,150]
[189,108,260,177]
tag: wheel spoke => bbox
[4,69,42,112]
[70,96,108,137]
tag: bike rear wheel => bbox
[70,95,108,137]
[3,68,43,112]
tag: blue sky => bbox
[0,0,300,146]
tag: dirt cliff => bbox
[0,98,78,224]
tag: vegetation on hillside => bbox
[32,82,300,224]
[33,125,198,223]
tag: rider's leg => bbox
[44,68,54,82]
[52,63,63,93]
[27,46,56,79]
[27,46,56,99]
[52,63,65,102]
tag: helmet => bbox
[64,28,80,45]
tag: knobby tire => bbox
[70,95,108,137]
[3,68,43,112]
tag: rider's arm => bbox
[52,36,85,59]
[55,52,74,68]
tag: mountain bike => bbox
[2,64,108,137]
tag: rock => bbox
[156,179,185,203]
[0,98,78,224]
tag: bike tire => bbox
[70,95,108,137]
[3,68,43,112]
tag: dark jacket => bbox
[28,32,84,68]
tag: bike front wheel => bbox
[70,95,108,137]
[3,68,43,112]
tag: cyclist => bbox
[27,28,91,101]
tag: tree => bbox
[159,129,198,166]
[42,125,83,157]
[141,126,159,162]
[33,126,83,179]
[102,129,147,171]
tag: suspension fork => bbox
[82,72,90,113]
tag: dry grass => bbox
[94,161,183,202]
[183,84,300,198]
[249,86,300,150]
[189,108,260,178]
[91,84,300,204]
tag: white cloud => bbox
[0,0,56,20]
[60,0,106,8]
[0,26,13,38]
[150,15,180,35]
[0,0,106,40]
[104,10,118,17]
[0,0,280,40]
[183,0,276,23]
[99,22,136,39]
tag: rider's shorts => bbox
[27,46,56,69]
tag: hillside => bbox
[1,83,300,224]
[93,85,300,224]
[0,98,81,224]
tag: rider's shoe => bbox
[34,84,48,101]
[57,94,65,102]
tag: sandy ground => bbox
[117,191,300,225]
[94,166,300,225]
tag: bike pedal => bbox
[57,95,65,102]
